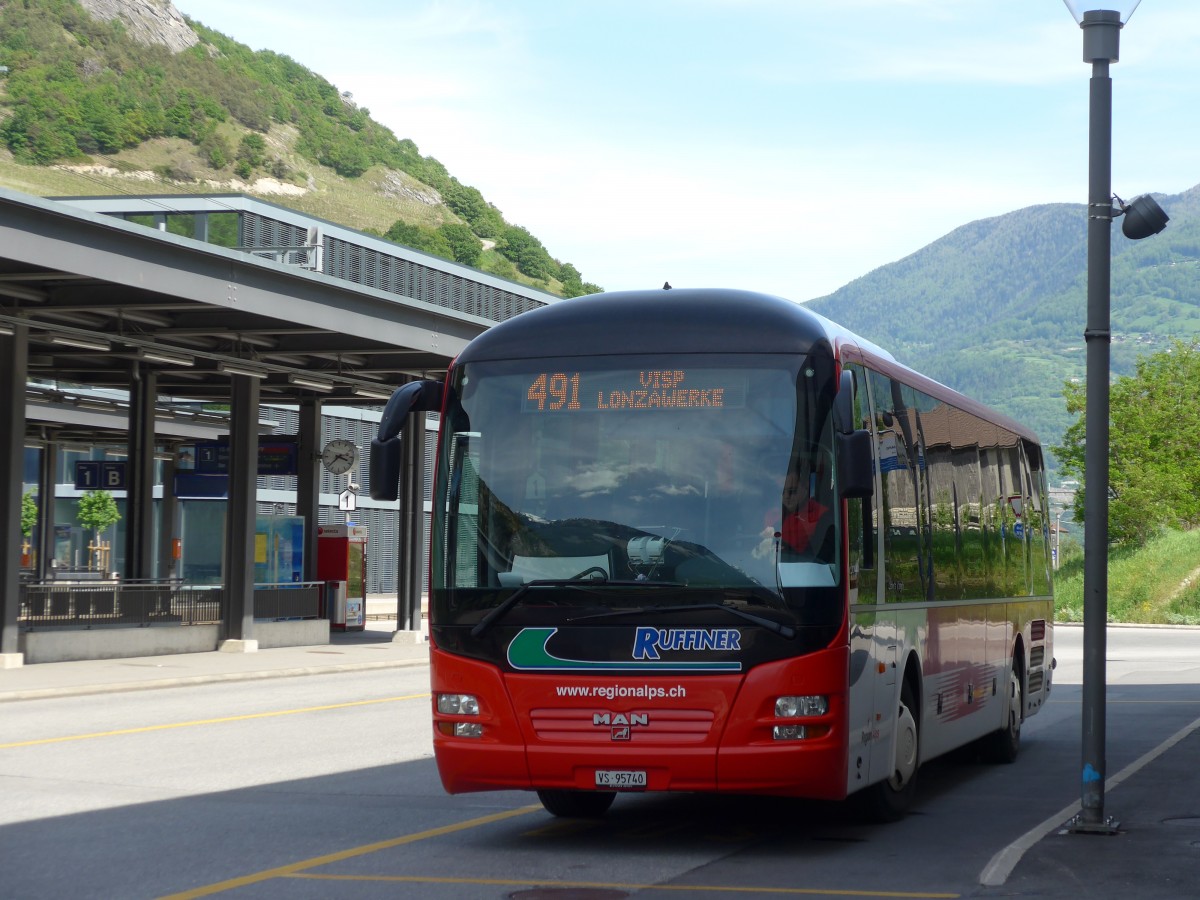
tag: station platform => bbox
[0,597,426,702]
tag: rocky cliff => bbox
[77,0,198,53]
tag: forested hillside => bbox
[807,185,1200,468]
[0,0,601,296]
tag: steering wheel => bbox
[571,566,608,581]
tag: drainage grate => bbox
[509,890,629,900]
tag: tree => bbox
[558,263,603,298]
[500,225,553,280]
[21,490,37,539]
[385,220,453,260]
[237,132,266,169]
[1053,340,1200,544]
[438,222,481,267]
[77,489,121,569]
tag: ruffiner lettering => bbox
[632,626,742,660]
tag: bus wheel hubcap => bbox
[890,702,917,790]
[1009,674,1022,739]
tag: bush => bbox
[499,225,553,280]
[385,220,453,261]
[237,132,266,168]
[438,223,481,267]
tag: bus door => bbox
[848,611,900,793]
[845,362,898,794]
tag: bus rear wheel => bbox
[983,664,1022,764]
[864,679,919,822]
[537,789,617,818]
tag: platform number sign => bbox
[74,461,127,491]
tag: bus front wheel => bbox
[537,789,616,818]
[864,679,920,822]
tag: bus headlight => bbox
[775,695,828,718]
[437,693,480,715]
[773,724,808,741]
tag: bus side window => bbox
[845,364,877,602]
[868,371,925,603]
[955,444,987,599]
[1024,440,1053,596]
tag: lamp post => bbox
[1055,510,1063,570]
[1062,1,1167,835]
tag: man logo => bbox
[594,712,647,740]
[592,712,649,726]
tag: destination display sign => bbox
[523,369,746,413]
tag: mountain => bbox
[0,0,601,297]
[806,185,1200,473]
[3,2,1197,476]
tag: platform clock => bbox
[321,439,358,475]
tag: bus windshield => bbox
[433,352,840,626]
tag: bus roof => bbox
[457,288,894,363]
[454,287,1038,446]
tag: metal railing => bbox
[19,581,222,629]
[236,243,322,270]
[18,580,325,630]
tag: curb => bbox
[0,657,429,703]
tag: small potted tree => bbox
[21,489,37,569]
[77,490,121,577]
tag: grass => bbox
[1054,528,1200,625]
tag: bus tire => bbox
[984,661,1023,764]
[864,678,920,822]
[537,789,616,818]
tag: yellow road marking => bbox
[287,873,958,898]
[155,798,959,899]
[0,693,429,750]
[156,805,542,899]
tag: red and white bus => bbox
[371,288,1055,819]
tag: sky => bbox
[174,1,1200,301]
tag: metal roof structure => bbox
[0,186,562,664]
[0,188,556,439]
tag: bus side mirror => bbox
[369,379,444,501]
[837,429,874,499]
[833,370,857,436]
[834,370,873,499]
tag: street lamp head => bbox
[1062,2,1142,25]
[1119,194,1169,240]
[1064,3,1142,62]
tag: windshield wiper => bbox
[470,577,687,639]
[568,602,796,639]
[470,577,607,638]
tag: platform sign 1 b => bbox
[74,461,127,491]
